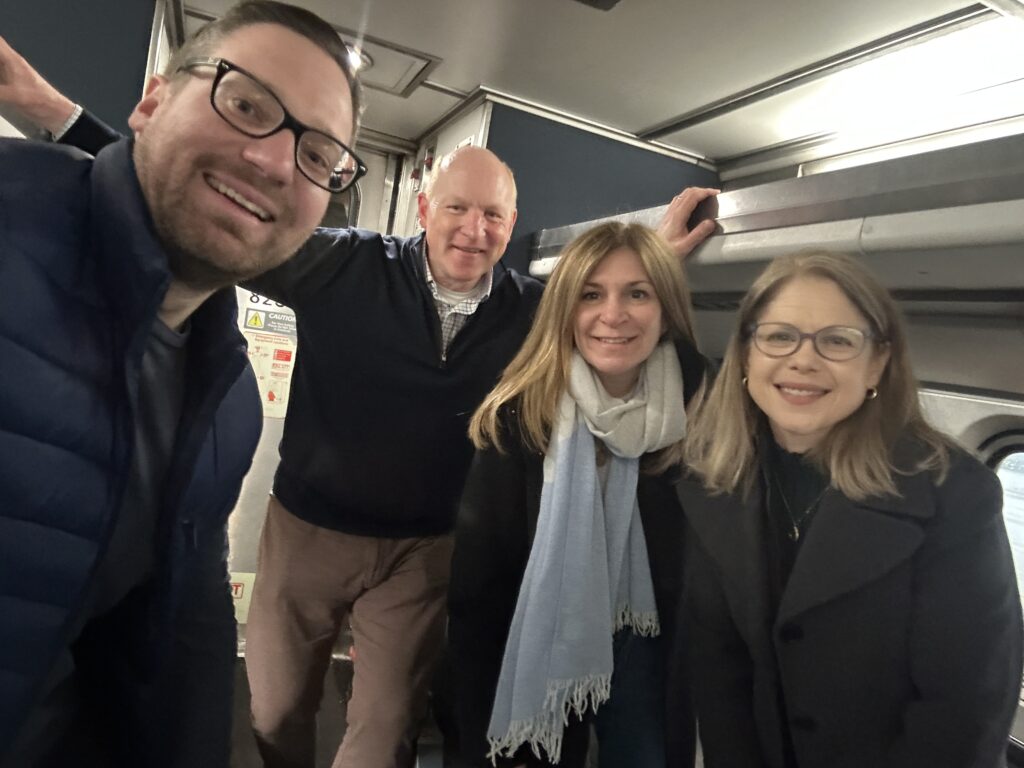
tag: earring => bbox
[741,376,749,387]
[866,386,878,400]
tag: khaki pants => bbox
[246,496,454,768]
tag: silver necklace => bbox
[772,475,827,542]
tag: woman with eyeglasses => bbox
[679,251,1022,768]
[447,221,709,768]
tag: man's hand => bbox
[656,186,721,259]
[0,35,76,135]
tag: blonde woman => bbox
[448,222,707,768]
[680,251,1022,768]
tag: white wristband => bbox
[52,103,83,141]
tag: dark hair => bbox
[166,1,362,136]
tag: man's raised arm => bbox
[0,35,78,136]
[0,35,120,153]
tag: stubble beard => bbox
[135,139,301,292]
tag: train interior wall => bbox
[0,0,154,135]
[484,102,720,275]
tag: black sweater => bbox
[248,229,543,536]
[61,111,545,536]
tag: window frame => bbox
[985,433,1024,764]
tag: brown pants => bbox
[246,496,454,768]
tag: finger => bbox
[664,188,719,228]
[676,218,717,256]
[672,186,719,202]
[674,186,720,211]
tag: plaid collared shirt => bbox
[423,247,493,359]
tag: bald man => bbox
[242,146,540,768]
[2,54,718,764]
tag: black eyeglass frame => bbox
[178,57,367,194]
[746,322,883,362]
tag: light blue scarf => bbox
[486,342,686,763]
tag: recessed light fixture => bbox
[346,45,373,73]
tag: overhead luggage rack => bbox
[529,132,1024,309]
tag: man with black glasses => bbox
[0,2,359,766]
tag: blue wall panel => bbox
[485,103,719,274]
[1,0,156,134]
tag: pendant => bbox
[789,525,800,542]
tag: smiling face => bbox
[417,147,517,292]
[573,247,665,398]
[128,23,354,290]
[746,275,890,452]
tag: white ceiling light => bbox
[346,45,373,73]
[769,16,1024,170]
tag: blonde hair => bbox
[470,222,701,474]
[684,251,950,500]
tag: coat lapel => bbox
[679,478,775,650]
[777,468,935,624]
[681,439,939,635]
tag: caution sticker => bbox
[246,309,266,329]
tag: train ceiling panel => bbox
[654,13,1024,175]
[185,7,441,97]
[185,1,1024,170]
[342,35,440,97]
[359,87,462,141]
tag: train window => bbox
[997,451,1024,749]
[1000,451,1024,617]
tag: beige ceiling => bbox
[186,0,1024,168]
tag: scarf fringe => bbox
[487,674,612,765]
[613,607,661,637]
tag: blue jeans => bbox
[592,630,666,768]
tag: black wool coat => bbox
[679,442,1022,768]
[448,344,707,768]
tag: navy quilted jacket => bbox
[0,138,261,766]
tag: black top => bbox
[763,440,829,612]
[95,318,191,614]
[761,440,829,768]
